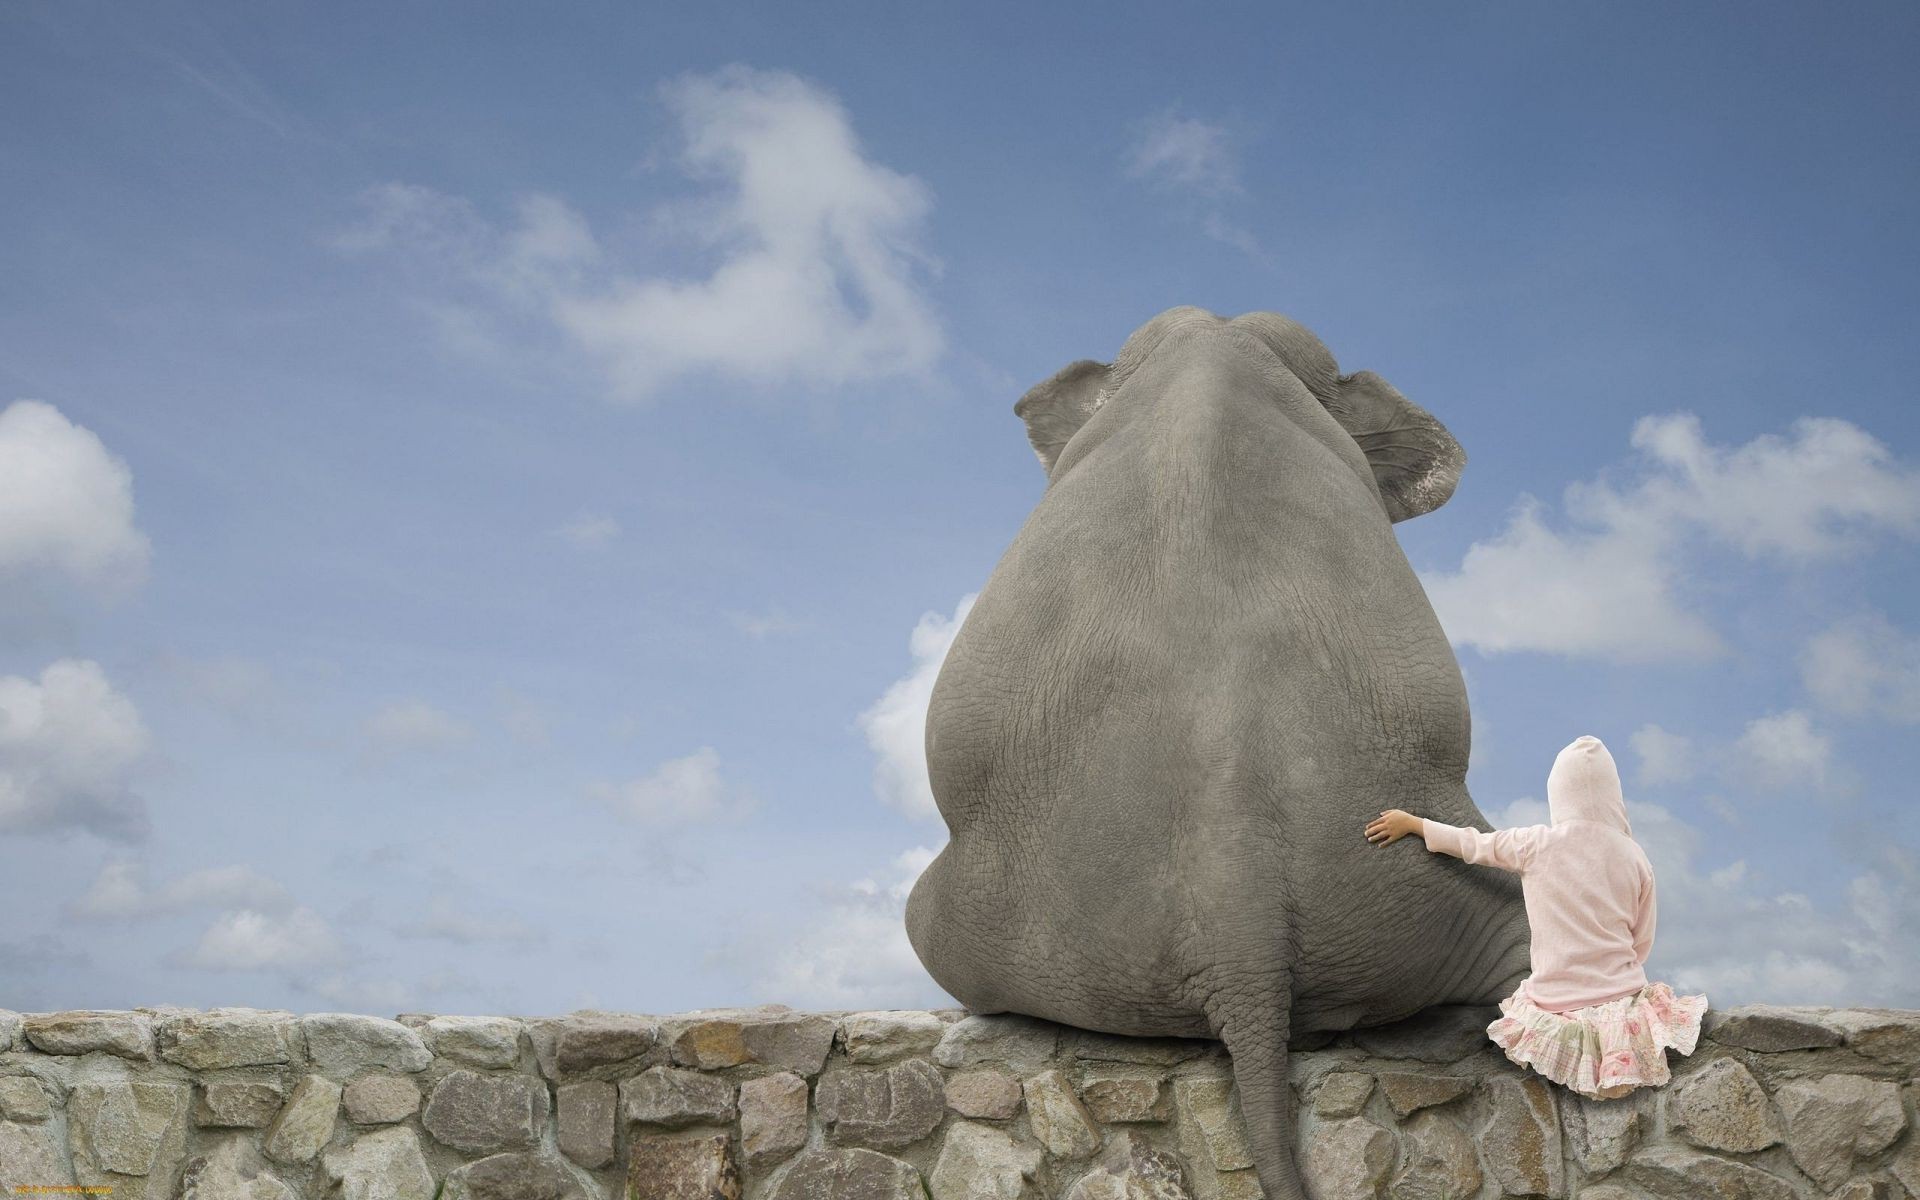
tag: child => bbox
[1362,734,1708,1101]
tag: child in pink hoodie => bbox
[1363,734,1709,1100]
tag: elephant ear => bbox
[1013,359,1110,475]
[1323,370,1467,522]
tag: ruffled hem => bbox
[1486,981,1708,1101]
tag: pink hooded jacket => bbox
[1420,734,1656,1013]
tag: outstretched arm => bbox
[1367,809,1538,874]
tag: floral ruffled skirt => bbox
[1487,981,1709,1100]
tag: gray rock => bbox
[1301,1115,1393,1200]
[740,1071,810,1171]
[839,1010,949,1063]
[818,1057,946,1149]
[929,1121,1045,1200]
[261,1073,342,1165]
[627,1132,740,1200]
[423,1016,523,1069]
[1310,1071,1372,1118]
[1703,1005,1842,1052]
[1823,1010,1920,1068]
[1079,1071,1171,1123]
[1669,1057,1781,1153]
[1173,1075,1253,1174]
[300,1014,431,1077]
[527,1011,658,1081]
[556,1079,616,1169]
[667,1007,837,1076]
[770,1147,927,1200]
[181,1133,297,1200]
[1483,1074,1564,1198]
[1023,1068,1102,1159]
[25,1009,154,1060]
[68,1078,189,1175]
[1348,1005,1496,1062]
[320,1126,436,1200]
[440,1151,594,1200]
[1388,1108,1481,1200]
[1562,1087,1651,1175]
[1828,1179,1899,1200]
[1773,1074,1907,1190]
[1624,1146,1799,1200]
[195,1081,286,1128]
[1,1118,78,1190]
[1064,1128,1194,1200]
[947,1068,1023,1119]
[420,1068,549,1154]
[0,1075,51,1121]
[343,1074,421,1125]
[156,1008,296,1070]
[1896,1130,1920,1200]
[0,1010,19,1052]
[621,1064,736,1128]
[1375,1071,1471,1117]
[932,1013,1062,1069]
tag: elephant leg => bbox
[1206,974,1306,1200]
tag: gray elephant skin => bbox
[904,307,1531,1200]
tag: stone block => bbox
[1310,1071,1372,1118]
[300,1013,432,1077]
[25,1009,154,1060]
[440,1150,594,1200]
[1702,1005,1842,1052]
[156,1008,296,1070]
[1624,1146,1798,1200]
[838,1010,948,1063]
[1173,1075,1252,1174]
[1388,1108,1480,1200]
[1375,1071,1471,1117]
[932,1013,1061,1069]
[1483,1074,1564,1198]
[929,1120,1044,1200]
[262,1073,341,1165]
[0,1075,51,1121]
[818,1057,946,1149]
[423,1015,523,1069]
[621,1064,736,1128]
[194,1080,286,1128]
[1301,1115,1393,1200]
[1078,1070,1170,1123]
[947,1068,1023,1119]
[1773,1073,1907,1190]
[1669,1057,1781,1153]
[740,1070,809,1171]
[556,1079,616,1169]
[344,1073,421,1125]
[529,1011,658,1081]
[770,1147,927,1199]
[421,1068,549,1154]
[628,1131,740,1200]
[320,1126,436,1200]
[181,1133,298,1200]
[1022,1067,1101,1159]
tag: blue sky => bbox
[3,0,1917,1018]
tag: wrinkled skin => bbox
[904,307,1530,1200]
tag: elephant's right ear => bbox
[1013,359,1110,476]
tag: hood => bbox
[1547,734,1632,836]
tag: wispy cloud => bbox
[65,859,294,921]
[334,65,945,402]
[1123,107,1260,256]
[589,745,755,827]
[854,593,976,821]
[553,511,621,548]
[1422,413,1920,662]
[749,844,953,1008]
[361,699,472,760]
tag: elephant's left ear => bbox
[1013,359,1110,476]
[1323,371,1466,522]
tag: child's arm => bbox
[1366,809,1539,874]
[1631,871,1657,966]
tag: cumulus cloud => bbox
[1800,610,1920,723]
[336,65,944,401]
[362,699,471,758]
[1422,413,1920,662]
[0,658,152,841]
[65,859,295,921]
[753,844,954,1008]
[855,593,977,821]
[589,745,754,826]
[1629,723,1696,787]
[1730,709,1831,792]
[0,400,151,616]
[168,906,348,971]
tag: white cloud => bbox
[1125,110,1242,197]
[170,906,347,971]
[729,607,805,638]
[554,512,620,548]
[336,66,944,401]
[65,859,294,921]
[0,400,151,609]
[392,894,540,947]
[1422,412,1920,662]
[0,658,151,841]
[1629,723,1696,786]
[362,699,471,758]
[752,844,954,1009]
[1800,610,1920,723]
[855,593,977,821]
[589,745,753,826]
[494,686,551,748]
[1731,709,1831,791]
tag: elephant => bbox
[903,306,1531,1200]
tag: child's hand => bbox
[1365,809,1422,846]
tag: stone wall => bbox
[0,1002,1915,1199]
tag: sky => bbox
[2,0,1917,1020]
